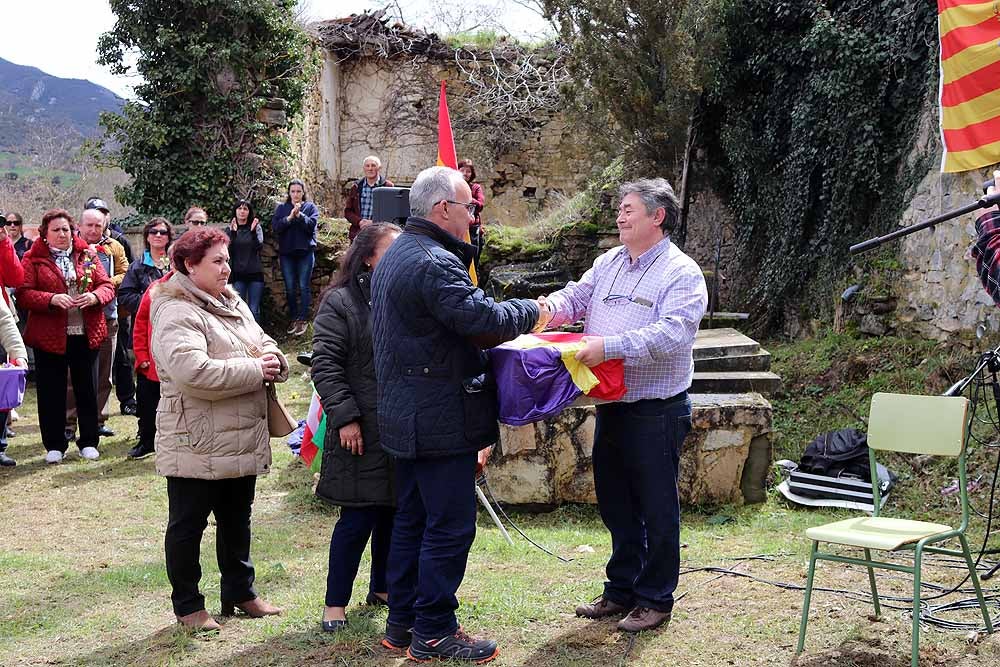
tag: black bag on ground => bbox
[798,428,870,481]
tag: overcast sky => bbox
[0,0,552,100]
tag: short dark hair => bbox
[142,217,174,252]
[233,199,255,225]
[457,158,477,182]
[171,227,229,275]
[40,209,74,238]
[183,206,207,224]
[5,212,22,225]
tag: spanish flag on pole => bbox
[938,1,1000,172]
[436,80,478,285]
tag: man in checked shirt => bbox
[539,177,707,633]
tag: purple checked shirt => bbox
[545,235,707,401]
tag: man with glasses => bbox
[371,166,543,663]
[539,178,707,634]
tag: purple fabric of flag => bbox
[0,366,26,410]
[489,343,581,426]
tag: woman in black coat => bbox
[311,222,401,633]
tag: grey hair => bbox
[80,208,106,227]
[409,166,463,218]
[619,178,681,235]
[363,154,382,169]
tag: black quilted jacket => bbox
[312,273,394,507]
[372,217,540,459]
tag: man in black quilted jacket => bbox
[371,166,545,663]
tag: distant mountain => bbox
[0,56,125,152]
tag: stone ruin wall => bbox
[294,50,601,231]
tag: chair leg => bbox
[911,547,923,667]
[796,541,819,655]
[959,533,994,633]
[863,548,881,618]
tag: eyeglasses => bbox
[5,220,20,227]
[189,220,207,226]
[445,200,477,216]
[601,251,664,308]
[148,229,170,236]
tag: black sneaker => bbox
[381,621,411,651]
[0,450,15,467]
[98,425,115,437]
[128,442,155,460]
[65,428,76,442]
[121,401,138,416]
[407,628,499,663]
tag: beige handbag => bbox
[220,316,297,437]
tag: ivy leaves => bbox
[95,0,313,225]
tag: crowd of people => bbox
[0,159,706,665]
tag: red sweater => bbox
[16,236,115,354]
[132,270,174,382]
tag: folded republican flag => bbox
[489,332,627,426]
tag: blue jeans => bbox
[386,453,477,638]
[325,505,395,607]
[231,279,264,322]
[279,252,315,321]
[592,395,692,613]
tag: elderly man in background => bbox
[86,197,138,416]
[540,178,707,633]
[344,155,393,242]
[371,166,543,663]
[66,208,129,440]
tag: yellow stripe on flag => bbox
[941,88,1000,130]
[940,41,1000,84]
[939,1,996,37]
[943,136,1000,172]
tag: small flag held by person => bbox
[938,1,1000,172]
[299,389,326,472]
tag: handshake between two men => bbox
[530,295,606,367]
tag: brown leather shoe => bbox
[575,596,630,619]
[176,609,221,633]
[617,607,671,633]
[221,597,282,617]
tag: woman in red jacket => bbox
[17,209,115,463]
[128,270,173,460]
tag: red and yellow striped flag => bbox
[938,1,1000,172]
[435,80,478,285]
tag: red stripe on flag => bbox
[938,0,996,11]
[941,59,1000,107]
[940,16,1000,61]
[943,112,1000,151]
[437,80,458,170]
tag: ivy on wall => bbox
[703,0,937,331]
[95,0,314,225]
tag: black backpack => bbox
[799,428,870,481]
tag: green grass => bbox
[1,332,999,665]
[0,151,81,186]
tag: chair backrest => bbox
[867,393,969,457]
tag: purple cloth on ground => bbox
[488,343,581,426]
[0,366,25,411]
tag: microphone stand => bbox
[850,192,1000,255]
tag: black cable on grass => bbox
[479,475,574,563]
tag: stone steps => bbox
[690,371,782,396]
[699,312,750,330]
[694,349,772,372]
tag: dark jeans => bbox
[136,373,160,446]
[114,314,135,406]
[279,252,315,321]
[165,475,257,617]
[593,395,692,614]
[386,453,477,638]
[34,336,99,452]
[232,280,264,323]
[325,505,395,607]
